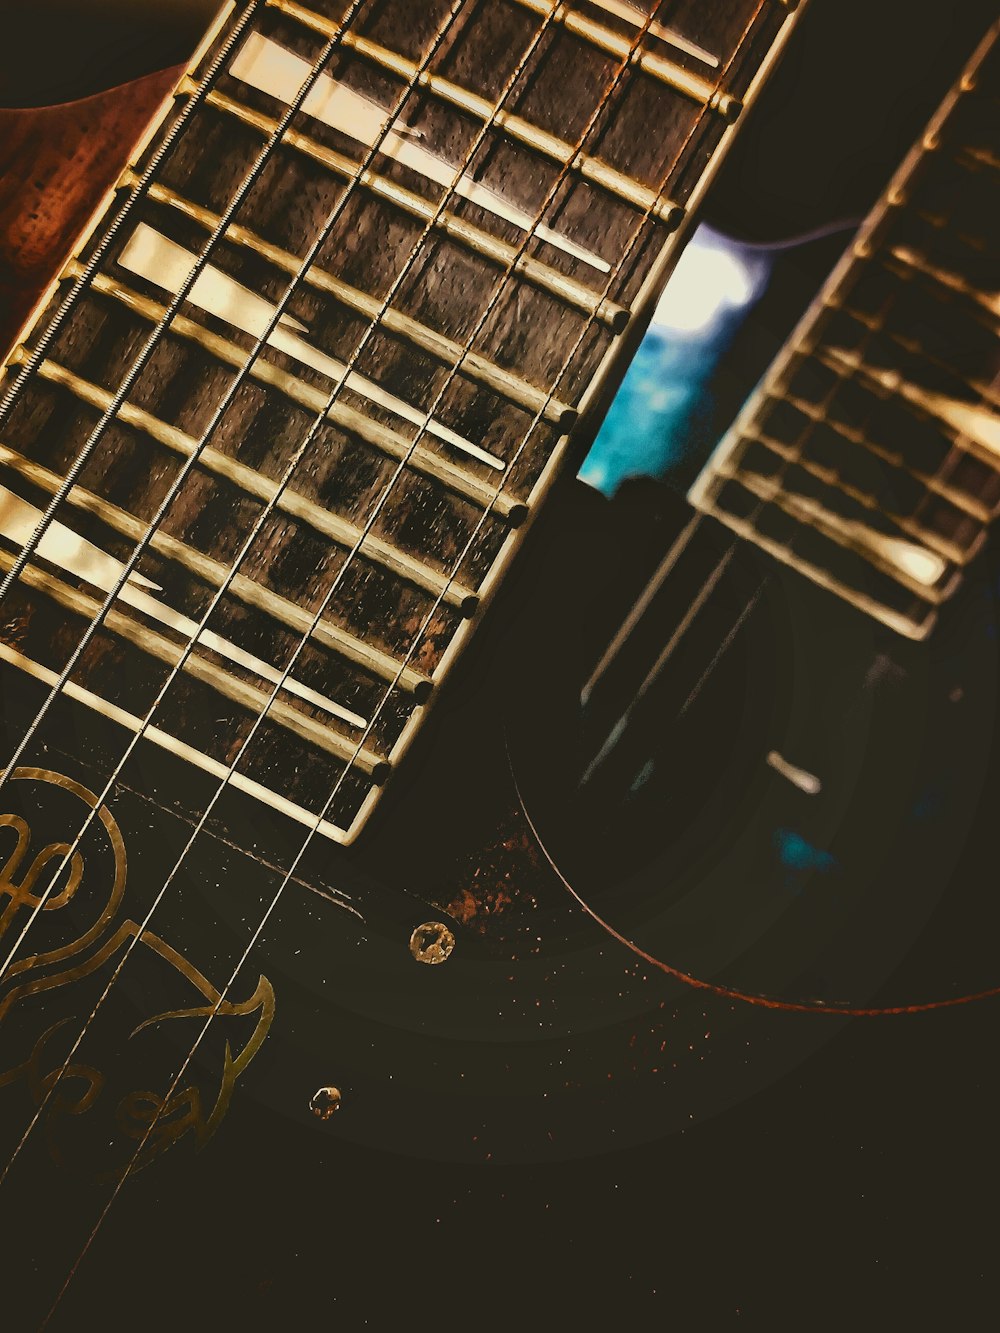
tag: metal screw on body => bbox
[409,921,456,965]
[309,1086,342,1120]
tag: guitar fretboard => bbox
[0,0,798,840]
[690,20,1000,640]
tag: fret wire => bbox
[29,352,480,608]
[135,175,581,425]
[507,0,742,120]
[268,0,684,226]
[0,0,467,980]
[714,460,957,601]
[197,83,631,330]
[831,290,1000,413]
[736,426,980,565]
[63,267,519,520]
[5,0,687,1190]
[692,20,1000,631]
[70,2,775,1254]
[0,441,431,693]
[0,547,388,774]
[776,383,997,525]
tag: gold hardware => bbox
[309,1086,343,1119]
[409,921,456,965]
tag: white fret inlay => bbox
[0,484,368,728]
[118,224,506,471]
[229,32,612,273]
[588,0,720,67]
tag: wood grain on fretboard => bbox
[0,0,796,840]
[691,21,999,641]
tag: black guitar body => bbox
[2,466,999,1323]
[1,0,999,1324]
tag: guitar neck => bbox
[0,0,799,843]
[690,19,1000,641]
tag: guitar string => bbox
[0,0,716,985]
[2,0,682,1182]
[0,0,478,980]
[0,0,374,810]
[0,0,771,993]
[47,7,773,1310]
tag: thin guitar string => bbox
[48,7,772,1308]
[0,0,748,980]
[0,0,478,981]
[0,0,702,986]
[0,0,372,813]
[3,0,664,1179]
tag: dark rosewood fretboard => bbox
[0,0,799,839]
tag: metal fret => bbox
[70,261,517,528]
[886,243,1000,319]
[738,425,979,565]
[506,0,742,121]
[0,0,799,841]
[191,81,631,331]
[124,174,578,429]
[0,442,432,697]
[267,0,684,227]
[0,638,356,844]
[818,346,1000,466]
[779,384,995,524]
[715,463,955,599]
[696,483,937,641]
[0,547,390,778]
[28,353,479,613]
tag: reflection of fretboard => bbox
[690,21,1000,641]
[0,0,801,842]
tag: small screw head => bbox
[309,1086,342,1120]
[409,921,456,965]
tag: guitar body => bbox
[1,3,998,1325]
